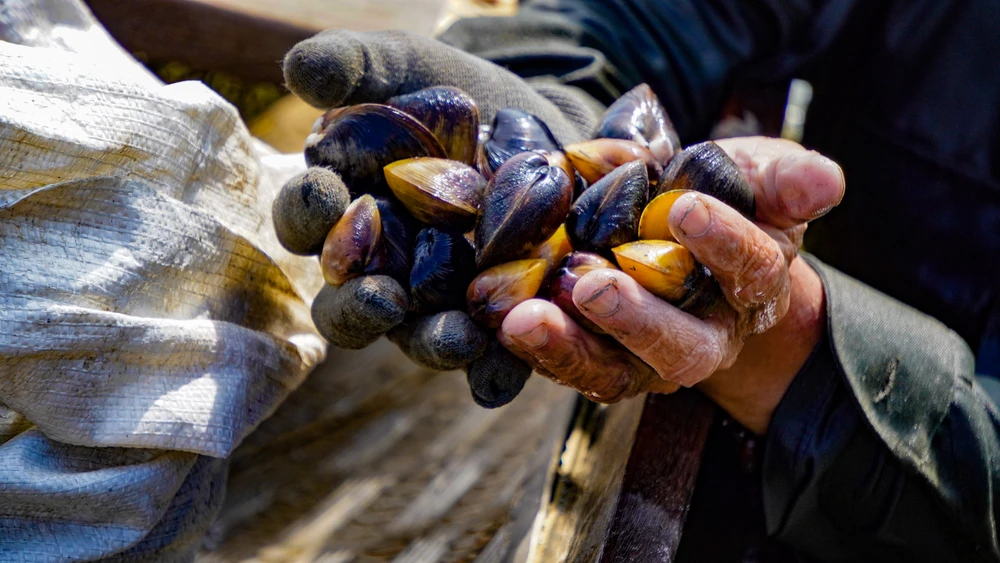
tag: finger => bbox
[272,167,350,256]
[282,29,585,143]
[668,192,791,327]
[571,270,739,388]
[311,275,408,349]
[757,222,806,264]
[715,137,845,229]
[388,311,489,371]
[465,339,532,409]
[500,299,678,401]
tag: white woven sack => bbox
[0,0,324,559]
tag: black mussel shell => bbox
[566,160,648,257]
[475,152,574,269]
[410,227,477,313]
[375,196,418,287]
[656,141,755,220]
[479,109,561,176]
[387,86,480,166]
[305,104,446,196]
[596,83,680,168]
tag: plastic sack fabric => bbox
[0,0,325,559]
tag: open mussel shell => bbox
[384,157,485,231]
[637,189,691,242]
[467,259,548,328]
[656,141,755,220]
[475,152,574,269]
[375,196,418,286]
[320,195,382,286]
[465,338,532,409]
[305,104,446,196]
[410,227,477,313]
[612,241,718,313]
[547,252,616,334]
[565,160,648,257]
[596,83,680,168]
[564,139,662,187]
[387,86,480,165]
[479,109,561,177]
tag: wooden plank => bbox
[84,0,323,84]
[527,390,714,563]
[527,396,646,563]
[600,391,715,562]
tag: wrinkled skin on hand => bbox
[499,137,845,434]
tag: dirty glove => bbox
[279,30,603,405]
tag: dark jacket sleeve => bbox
[762,255,1000,562]
[440,0,855,142]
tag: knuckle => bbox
[655,337,720,387]
[733,241,785,307]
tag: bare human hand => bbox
[499,137,845,434]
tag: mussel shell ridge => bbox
[656,141,755,220]
[387,86,480,165]
[475,152,574,269]
[480,109,561,176]
[565,159,648,257]
[596,83,680,167]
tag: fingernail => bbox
[509,323,549,349]
[678,197,712,238]
[579,281,621,317]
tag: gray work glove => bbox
[278,30,600,407]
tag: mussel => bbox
[637,189,690,242]
[384,157,485,231]
[410,227,477,313]
[596,83,680,168]
[527,224,574,278]
[656,141,755,220]
[320,195,382,286]
[475,152,574,269]
[565,160,648,257]
[305,104,446,195]
[478,109,561,177]
[375,196,419,286]
[612,240,718,313]
[564,139,662,187]
[387,86,480,165]
[467,259,548,328]
[547,252,616,334]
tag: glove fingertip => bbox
[273,167,350,255]
[284,30,365,109]
[312,276,407,349]
[389,311,488,371]
[465,340,532,408]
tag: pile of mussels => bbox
[273,83,754,408]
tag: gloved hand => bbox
[278,30,602,406]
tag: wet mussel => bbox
[279,83,755,410]
[306,104,446,196]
